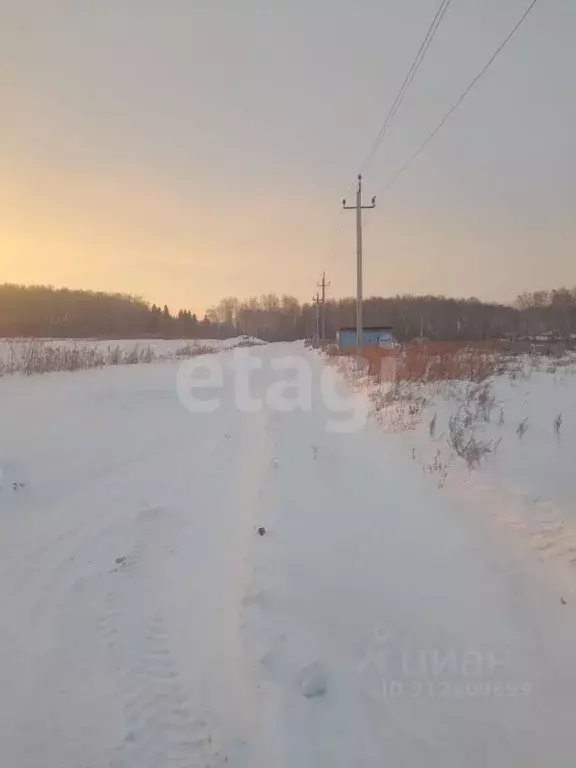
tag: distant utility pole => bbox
[343,175,376,362]
[312,293,322,349]
[317,271,331,343]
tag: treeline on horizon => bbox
[206,288,576,343]
[1,283,576,343]
[0,284,209,339]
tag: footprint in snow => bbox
[297,662,327,698]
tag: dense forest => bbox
[0,284,209,339]
[1,283,576,343]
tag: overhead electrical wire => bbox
[325,0,454,269]
[359,0,454,174]
[384,0,541,190]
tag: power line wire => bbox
[331,1,452,266]
[384,0,541,190]
[359,0,453,173]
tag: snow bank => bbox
[337,351,576,587]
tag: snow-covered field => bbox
[0,336,267,376]
[0,335,265,365]
[1,343,576,767]
[352,354,576,588]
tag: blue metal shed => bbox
[336,326,396,352]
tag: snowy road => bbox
[1,343,575,767]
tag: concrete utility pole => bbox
[312,293,322,349]
[317,271,331,343]
[343,175,376,362]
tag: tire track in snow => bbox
[99,506,227,768]
[112,614,224,768]
[1,347,306,766]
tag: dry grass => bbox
[442,379,503,470]
[0,339,220,377]
[0,341,158,376]
[175,342,218,358]
[369,381,430,431]
[338,342,512,474]
[423,448,451,488]
[333,341,575,481]
[448,412,501,470]
[554,412,563,442]
[361,342,506,383]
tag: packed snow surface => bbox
[1,342,575,767]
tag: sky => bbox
[1,0,574,314]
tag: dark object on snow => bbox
[258,527,266,536]
[298,662,327,698]
[560,597,567,605]
[115,556,127,565]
